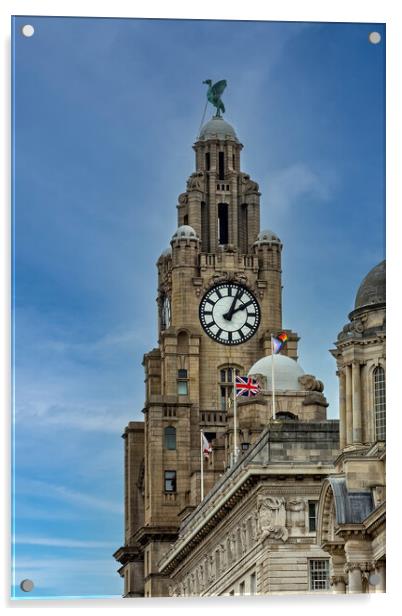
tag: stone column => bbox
[375,560,386,593]
[338,369,346,449]
[330,575,346,593]
[352,361,362,444]
[345,364,353,445]
[345,563,363,593]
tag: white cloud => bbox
[19,479,123,515]
[14,536,116,549]
[266,162,334,213]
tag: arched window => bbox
[374,366,386,440]
[164,426,176,450]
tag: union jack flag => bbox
[235,375,261,397]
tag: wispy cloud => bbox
[19,480,123,515]
[14,536,116,549]
[266,162,335,213]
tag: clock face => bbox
[199,283,260,345]
[161,295,171,330]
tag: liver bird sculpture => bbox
[203,79,227,117]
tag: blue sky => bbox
[12,16,385,598]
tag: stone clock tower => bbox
[114,112,299,598]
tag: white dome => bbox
[199,115,238,142]
[248,354,305,391]
[159,246,172,258]
[172,225,199,240]
[254,229,281,245]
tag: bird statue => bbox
[202,79,227,117]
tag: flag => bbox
[271,331,288,354]
[202,432,212,459]
[235,375,261,397]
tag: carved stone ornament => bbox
[187,171,205,191]
[178,192,188,205]
[298,374,324,392]
[240,172,259,194]
[330,575,347,586]
[257,496,289,542]
[286,498,306,528]
[344,561,374,574]
[287,498,305,512]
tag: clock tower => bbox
[114,109,299,598]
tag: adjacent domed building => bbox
[316,260,386,594]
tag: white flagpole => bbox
[233,369,238,462]
[271,335,276,420]
[200,430,204,501]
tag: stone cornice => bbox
[363,501,386,535]
[159,465,334,574]
[113,545,142,565]
[131,525,179,550]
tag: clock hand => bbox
[223,288,242,320]
[232,304,247,314]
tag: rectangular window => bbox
[241,442,250,451]
[177,369,188,395]
[177,381,188,395]
[218,151,225,180]
[308,501,317,532]
[250,573,256,595]
[164,470,176,493]
[239,581,245,595]
[309,560,329,591]
[218,203,229,244]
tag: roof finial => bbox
[202,79,227,117]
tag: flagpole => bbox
[233,369,238,462]
[271,335,276,420]
[200,430,204,501]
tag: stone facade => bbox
[158,422,339,596]
[113,112,386,597]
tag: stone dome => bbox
[159,246,172,258]
[354,260,386,310]
[254,229,281,245]
[199,115,238,142]
[248,354,305,392]
[172,225,199,240]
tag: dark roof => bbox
[354,260,386,310]
[329,477,374,524]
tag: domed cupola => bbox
[354,260,386,311]
[198,115,239,142]
[171,225,199,240]
[248,354,305,392]
[253,229,282,246]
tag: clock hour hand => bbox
[223,288,241,321]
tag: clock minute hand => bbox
[223,288,241,321]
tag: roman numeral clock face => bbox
[199,283,261,345]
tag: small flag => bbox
[202,432,212,459]
[271,331,288,354]
[235,375,261,397]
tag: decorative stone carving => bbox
[286,498,306,528]
[219,542,227,570]
[257,496,288,542]
[240,172,259,194]
[298,374,324,392]
[187,171,205,191]
[330,575,347,586]
[178,192,188,205]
